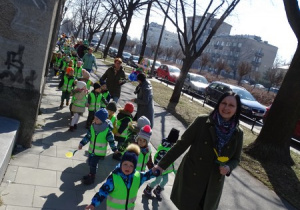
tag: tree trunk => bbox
[169,57,195,104]
[117,4,134,58]
[245,45,300,166]
[103,21,118,58]
[139,1,152,62]
[94,28,107,52]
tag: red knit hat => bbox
[124,102,134,113]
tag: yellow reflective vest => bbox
[136,150,151,172]
[88,92,102,111]
[106,171,140,210]
[154,144,175,175]
[88,125,109,156]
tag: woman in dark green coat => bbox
[155,91,244,210]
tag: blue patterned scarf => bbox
[213,111,237,155]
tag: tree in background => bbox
[172,47,184,63]
[214,59,230,78]
[237,61,252,84]
[164,47,174,61]
[244,0,300,165]
[157,0,241,106]
[199,54,210,73]
[265,68,284,91]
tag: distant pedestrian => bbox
[143,128,180,201]
[78,108,118,185]
[84,144,160,210]
[82,47,97,73]
[131,73,154,128]
[153,91,244,210]
[99,57,126,103]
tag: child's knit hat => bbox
[95,108,108,122]
[107,101,117,112]
[136,125,152,143]
[121,144,140,169]
[124,102,134,113]
[93,83,101,90]
[167,128,180,143]
[76,81,86,89]
[137,116,151,129]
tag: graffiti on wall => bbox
[0,45,37,90]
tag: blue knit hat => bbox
[121,144,140,169]
[95,108,108,122]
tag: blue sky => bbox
[128,0,297,64]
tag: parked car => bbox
[122,52,132,64]
[252,84,265,89]
[90,39,99,47]
[156,64,181,83]
[184,73,209,96]
[127,55,139,68]
[263,105,300,138]
[240,79,250,85]
[269,87,279,94]
[108,47,118,57]
[205,81,266,120]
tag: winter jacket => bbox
[158,115,243,210]
[100,66,126,98]
[133,80,154,128]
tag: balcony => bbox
[251,60,261,67]
[255,52,264,57]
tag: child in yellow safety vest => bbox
[134,125,154,172]
[58,68,75,109]
[106,101,117,132]
[84,144,160,210]
[143,128,180,201]
[99,80,111,108]
[78,108,118,185]
[69,81,88,132]
[112,102,134,161]
[86,83,102,129]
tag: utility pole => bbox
[149,0,171,77]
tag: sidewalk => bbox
[0,60,296,210]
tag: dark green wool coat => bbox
[100,66,126,98]
[158,115,243,210]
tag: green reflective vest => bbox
[136,150,151,172]
[88,125,109,156]
[100,91,109,108]
[72,94,87,107]
[86,80,92,90]
[55,57,62,69]
[107,171,140,210]
[62,76,74,92]
[110,115,116,125]
[88,92,102,111]
[116,117,132,139]
[154,144,175,175]
[74,66,83,79]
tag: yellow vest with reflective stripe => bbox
[100,91,109,108]
[136,150,150,172]
[116,117,132,139]
[72,94,87,107]
[154,144,174,175]
[88,92,102,111]
[62,76,74,92]
[74,66,83,78]
[107,171,140,210]
[86,80,92,90]
[88,125,109,156]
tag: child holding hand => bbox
[85,144,160,210]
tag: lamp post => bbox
[150,0,171,77]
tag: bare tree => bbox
[106,0,151,58]
[157,0,241,106]
[164,47,174,61]
[199,54,210,72]
[237,61,252,84]
[244,0,300,165]
[265,67,284,91]
[172,47,184,63]
[214,59,230,78]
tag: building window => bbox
[233,42,237,47]
[238,43,242,47]
[221,41,225,46]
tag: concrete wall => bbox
[0,0,64,147]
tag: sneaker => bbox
[143,185,153,198]
[68,126,74,132]
[82,174,95,185]
[153,185,162,201]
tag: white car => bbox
[184,73,209,96]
